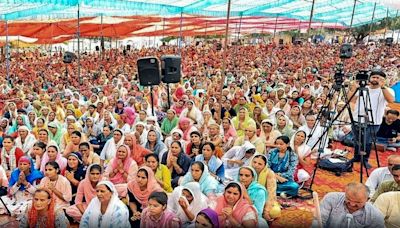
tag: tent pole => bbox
[368,2,377,42]
[383,8,389,39]
[5,20,10,82]
[349,0,357,29]
[77,3,81,84]
[162,18,165,39]
[273,15,278,41]
[178,11,183,55]
[220,0,231,121]
[101,14,104,59]
[392,10,398,38]
[237,14,242,42]
[307,0,316,36]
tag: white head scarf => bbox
[80,180,129,228]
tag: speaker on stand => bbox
[137,57,161,116]
[161,55,181,109]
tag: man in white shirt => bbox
[365,155,400,197]
[349,70,395,168]
[299,114,328,158]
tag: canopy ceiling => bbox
[0,0,399,43]
[0,0,399,27]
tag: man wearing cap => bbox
[349,69,395,168]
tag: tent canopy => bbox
[0,0,399,27]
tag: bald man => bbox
[366,155,400,197]
[314,183,384,228]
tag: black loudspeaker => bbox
[386,37,394,46]
[63,51,76,64]
[137,57,161,86]
[161,55,181,83]
[279,39,284,45]
[340,43,353,59]
[96,46,100,51]
[127,45,131,51]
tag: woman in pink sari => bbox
[176,117,197,142]
[213,182,258,228]
[40,145,67,174]
[221,117,237,152]
[124,133,150,167]
[66,164,103,222]
[104,145,138,197]
[127,166,163,227]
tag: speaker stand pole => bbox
[150,86,155,116]
[166,83,171,109]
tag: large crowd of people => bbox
[0,40,399,227]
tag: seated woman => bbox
[222,141,256,181]
[250,154,281,221]
[15,126,37,154]
[180,161,219,196]
[0,165,7,196]
[124,133,150,167]
[290,130,312,184]
[231,107,256,137]
[213,182,258,227]
[35,128,57,148]
[221,117,237,152]
[161,141,191,188]
[63,131,85,158]
[259,119,281,152]
[19,188,69,228]
[143,130,168,161]
[65,152,85,204]
[145,153,173,193]
[267,136,299,197]
[80,181,130,228]
[186,131,204,160]
[79,142,100,166]
[0,135,24,177]
[238,166,268,226]
[104,145,138,197]
[32,141,47,170]
[274,115,295,138]
[126,166,163,227]
[100,129,125,166]
[66,164,103,222]
[91,125,113,155]
[140,191,181,228]
[195,142,224,183]
[40,145,67,174]
[168,182,209,225]
[193,208,220,228]
[39,161,72,210]
[234,125,265,154]
[7,156,43,214]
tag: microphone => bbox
[346,213,353,228]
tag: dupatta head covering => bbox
[9,156,44,191]
[181,161,218,195]
[83,181,126,227]
[79,164,104,204]
[28,188,56,228]
[198,208,220,228]
[125,133,150,166]
[214,182,257,227]
[250,154,271,186]
[123,107,136,125]
[178,117,193,139]
[109,145,134,184]
[127,166,163,207]
[167,182,208,223]
[237,166,267,204]
[40,145,67,172]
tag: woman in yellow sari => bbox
[231,107,256,137]
[60,123,79,152]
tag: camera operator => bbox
[349,69,395,168]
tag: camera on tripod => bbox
[355,70,369,81]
